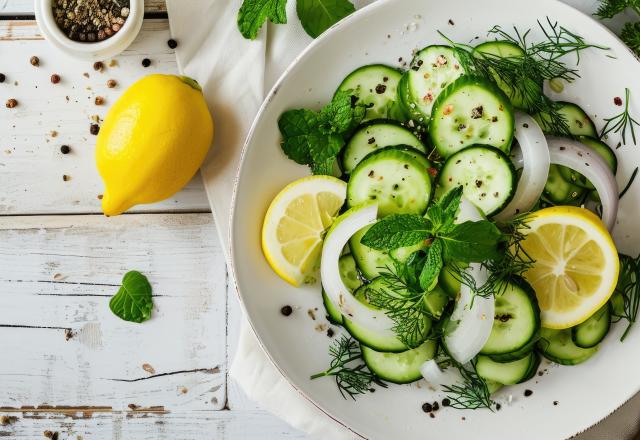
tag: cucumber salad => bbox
[261,20,640,409]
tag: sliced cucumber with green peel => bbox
[338,254,362,292]
[403,45,466,122]
[534,102,597,137]
[322,289,344,325]
[342,121,425,173]
[476,351,540,385]
[423,286,450,319]
[543,164,586,205]
[337,64,403,121]
[436,145,516,216]
[362,339,437,384]
[538,328,599,365]
[347,148,432,217]
[489,334,539,363]
[558,136,618,189]
[439,264,463,298]
[429,76,515,158]
[344,317,409,352]
[571,304,611,348]
[481,277,541,357]
[474,41,543,110]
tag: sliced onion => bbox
[546,137,619,230]
[420,359,463,390]
[443,198,495,364]
[320,203,396,336]
[494,112,550,221]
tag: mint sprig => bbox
[237,0,288,40]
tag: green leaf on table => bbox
[419,239,443,292]
[109,271,153,323]
[237,0,288,40]
[441,221,504,263]
[296,0,356,38]
[360,214,432,250]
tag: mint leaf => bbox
[426,186,463,233]
[109,271,153,323]
[419,239,443,291]
[237,0,288,40]
[296,0,355,38]
[441,221,504,263]
[360,214,432,250]
[319,90,366,134]
[278,109,318,165]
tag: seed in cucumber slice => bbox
[571,303,611,349]
[336,64,403,121]
[429,76,515,158]
[534,101,597,137]
[341,120,425,173]
[404,46,466,122]
[347,149,432,217]
[322,289,344,325]
[480,277,541,357]
[423,285,450,319]
[476,351,540,385]
[437,145,516,216]
[543,164,586,205]
[362,339,437,384]
[473,41,543,111]
[558,136,618,190]
[537,327,599,365]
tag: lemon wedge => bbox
[519,206,619,329]
[262,176,347,286]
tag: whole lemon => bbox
[96,74,213,216]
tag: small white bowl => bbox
[34,0,144,60]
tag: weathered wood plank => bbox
[0,0,167,16]
[0,19,210,214]
[0,213,226,411]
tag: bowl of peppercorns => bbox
[35,0,144,60]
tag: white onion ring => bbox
[546,136,619,231]
[420,359,463,390]
[443,198,495,364]
[320,203,396,336]
[494,112,550,221]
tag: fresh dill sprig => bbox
[600,88,640,146]
[310,335,387,399]
[436,350,495,410]
[621,22,640,56]
[613,254,640,341]
[594,0,640,19]
[619,167,639,199]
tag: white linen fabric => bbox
[165,0,640,438]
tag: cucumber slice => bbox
[437,145,516,216]
[339,254,362,292]
[439,264,463,298]
[476,351,540,385]
[487,380,503,394]
[474,41,543,110]
[558,136,618,189]
[344,318,408,352]
[488,334,539,363]
[337,64,403,121]
[397,72,421,121]
[610,291,625,318]
[342,121,425,173]
[571,303,611,348]
[429,76,515,158]
[322,289,344,325]
[481,277,541,357]
[543,164,585,205]
[535,102,597,137]
[349,223,427,280]
[538,328,599,365]
[347,149,432,217]
[362,339,437,384]
[404,45,466,122]
[423,285,450,319]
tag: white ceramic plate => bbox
[231,0,640,438]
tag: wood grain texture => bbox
[0,19,210,214]
[0,0,168,16]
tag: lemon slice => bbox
[519,206,619,329]
[262,176,347,286]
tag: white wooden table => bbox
[0,2,305,438]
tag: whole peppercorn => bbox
[60,145,71,154]
[90,124,100,135]
[93,61,104,72]
[30,56,40,66]
[5,98,17,108]
[0,73,5,83]
[106,79,117,88]
[95,96,105,106]
[50,74,61,84]
[141,58,151,68]
[280,305,293,316]
[167,39,178,49]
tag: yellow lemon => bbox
[518,206,619,329]
[262,176,347,286]
[96,74,213,216]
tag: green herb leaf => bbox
[621,21,640,57]
[319,90,366,134]
[419,239,443,291]
[237,0,288,40]
[441,221,503,263]
[427,186,463,233]
[600,88,639,146]
[595,0,640,19]
[109,271,153,323]
[278,109,319,164]
[360,214,432,250]
[296,0,356,38]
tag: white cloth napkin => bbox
[164,1,640,438]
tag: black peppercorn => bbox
[0,73,5,83]
[168,39,178,49]
[326,328,334,338]
[524,389,533,397]
[141,58,151,68]
[90,124,100,135]
[60,145,71,154]
[496,403,502,411]
[280,305,293,316]
[442,398,451,407]
[421,402,432,413]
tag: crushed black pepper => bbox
[0,73,5,83]
[90,124,100,135]
[280,305,293,316]
[375,84,387,94]
[553,401,558,406]
[53,0,130,42]
[368,137,375,144]
[524,389,533,397]
[326,328,334,338]
[496,403,502,411]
